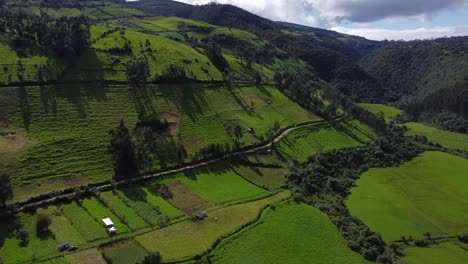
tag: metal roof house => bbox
[102,218,117,234]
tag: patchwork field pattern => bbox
[135,191,290,262]
[161,180,212,214]
[347,151,468,242]
[172,162,270,205]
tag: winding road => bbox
[14,115,344,212]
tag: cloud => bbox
[177,0,468,26]
[331,26,468,41]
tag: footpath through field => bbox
[14,116,343,212]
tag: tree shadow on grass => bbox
[0,218,15,249]
[18,86,31,130]
[121,186,148,203]
[183,161,232,181]
[159,83,209,122]
[331,120,368,145]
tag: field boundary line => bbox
[10,116,343,213]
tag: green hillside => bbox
[404,122,468,152]
[357,103,402,123]
[210,202,370,264]
[347,152,468,242]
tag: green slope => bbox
[404,122,468,152]
[210,202,370,264]
[347,152,468,242]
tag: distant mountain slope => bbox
[123,0,385,101]
[359,37,468,101]
[124,0,383,60]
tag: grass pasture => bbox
[66,248,107,264]
[231,164,288,190]
[347,151,468,242]
[277,120,373,163]
[61,202,109,242]
[0,84,139,191]
[176,84,316,155]
[404,122,468,152]
[173,162,270,205]
[0,213,59,264]
[210,202,370,264]
[357,103,402,122]
[135,191,290,262]
[403,241,468,264]
[101,239,148,264]
[37,206,87,246]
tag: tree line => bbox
[286,126,424,263]
[0,11,90,58]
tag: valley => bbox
[0,1,467,264]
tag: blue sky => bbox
[176,0,468,40]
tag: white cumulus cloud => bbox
[332,26,468,41]
[175,0,468,40]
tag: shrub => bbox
[458,234,468,243]
[16,228,29,245]
[414,240,427,247]
[36,214,51,235]
[142,252,162,264]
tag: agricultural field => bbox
[61,202,110,242]
[101,239,149,264]
[0,213,59,263]
[0,84,139,201]
[402,241,468,264]
[277,120,375,163]
[347,151,468,242]
[160,180,212,214]
[99,192,149,231]
[169,162,270,205]
[176,84,317,155]
[1,83,316,202]
[231,164,289,190]
[0,42,64,84]
[404,122,468,152]
[81,198,130,234]
[36,206,87,246]
[135,191,290,262]
[66,248,107,264]
[357,103,402,122]
[210,202,370,264]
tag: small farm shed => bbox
[102,218,117,234]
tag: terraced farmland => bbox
[347,151,468,242]
[210,202,370,264]
[277,120,375,163]
[0,83,316,202]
